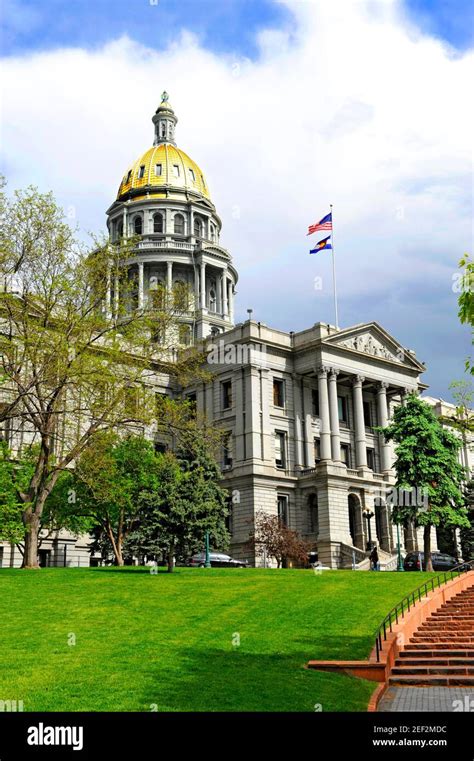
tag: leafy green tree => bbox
[137,429,229,572]
[0,441,29,543]
[457,254,474,375]
[0,182,206,567]
[67,433,159,566]
[460,478,474,561]
[380,394,469,571]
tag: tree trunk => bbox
[167,542,175,573]
[423,525,433,571]
[22,510,41,569]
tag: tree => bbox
[62,433,159,566]
[457,254,474,375]
[380,395,469,571]
[250,511,311,568]
[136,427,229,572]
[0,182,206,567]
[460,478,474,561]
[438,380,474,475]
[0,441,29,543]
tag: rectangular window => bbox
[338,396,348,424]
[314,437,321,464]
[275,431,287,469]
[363,401,371,427]
[222,432,233,468]
[340,443,351,467]
[154,441,167,455]
[126,170,132,183]
[277,495,289,526]
[312,389,319,416]
[367,448,376,470]
[188,168,195,181]
[186,392,197,416]
[155,164,162,176]
[138,165,145,179]
[273,378,285,408]
[221,380,232,410]
[173,164,180,177]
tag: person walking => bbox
[370,545,379,571]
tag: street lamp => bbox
[363,509,375,551]
[396,522,404,571]
[204,531,211,568]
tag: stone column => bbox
[228,282,234,323]
[292,375,304,469]
[216,275,222,315]
[234,369,245,462]
[194,267,200,312]
[105,264,111,319]
[377,382,391,472]
[113,275,119,318]
[167,261,173,292]
[222,273,229,318]
[328,368,341,462]
[200,262,206,310]
[303,382,314,467]
[317,367,331,461]
[122,206,128,238]
[138,262,144,309]
[353,375,367,468]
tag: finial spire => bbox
[152,91,178,146]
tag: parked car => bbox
[187,552,248,568]
[403,551,460,572]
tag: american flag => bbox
[307,212,332,235]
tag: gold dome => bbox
[117,143,210,201]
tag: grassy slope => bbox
[0,567,436,712]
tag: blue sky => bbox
[1,0,472,401]
[2,0,473,57]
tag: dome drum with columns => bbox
[105,92,238,341]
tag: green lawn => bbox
[0,567,436,712]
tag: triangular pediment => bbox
[323,322,425,370]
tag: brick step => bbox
[429,613,474,619]
[419,623,474,630]
[395,657,474,667]
[389,674,474,686]
[401,647,474,656]
[411,634,474,642]
[392,664,474,675]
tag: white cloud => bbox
[1,0,472,394]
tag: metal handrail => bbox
[374,558,474,662]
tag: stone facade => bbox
[2,94,467,569]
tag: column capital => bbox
[329,367,340,378]
[316,365,330,377]
[353,374,365,385]
[378,381,389,391]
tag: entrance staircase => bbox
[389,583,474,686]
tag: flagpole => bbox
[330,203,339,329]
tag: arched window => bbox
[173,280,189,311]
[210,326,220,338]
[118,220,124,239]
[209,288,216,312]
[193,217,203,238]
[134,216,143,235]
[174,214,185,235]
[308,493,319,535]
[149,279,165,310]
[178,324,192,346]
[210,225,216,243]
[153,213,163,234]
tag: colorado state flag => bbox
[310,235,332,254]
